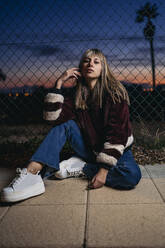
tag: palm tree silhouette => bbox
[135,2,159,90]
[0,69,6,81]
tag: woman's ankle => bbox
[27,161,43,174]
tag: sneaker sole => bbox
[1,182,45,203]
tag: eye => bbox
[83,58,90,63]
[83,60,89,63]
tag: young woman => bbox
[1,49,141,202]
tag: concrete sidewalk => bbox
[0,164,165,248]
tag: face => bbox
[81,55,102,81]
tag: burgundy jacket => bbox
[43,88,133,168]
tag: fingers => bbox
[93,180,104,189]
[70,67,80,71]
[91,175,96,184]
[65,68,81,80]
[87,169,107,190]
[72,70,81,79]
[87,176,96,190]
[67,68,80,74]
[88,177,104,190]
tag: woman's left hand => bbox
[88,168,108,189]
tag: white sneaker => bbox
[55,156,86,179]
[0,168,45,202]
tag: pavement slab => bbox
[144,164,165,202]
[88,178,163,204]
[151,178,165,202]
[139,165,150,178]
[0,205,86,248]
[86,204,165,248]
[145,164,165,178]
[0,206,9,221]
[16,178,88,206]
[0,165,165,248]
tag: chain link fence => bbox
[0,0,165,146]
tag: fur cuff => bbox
[104,142,124,155]
[44,93,64,103]
[125,135,134,148]
[96,152,117,167]
[43,109,62,121]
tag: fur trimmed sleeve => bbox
[96,98,133,168]
[43,89,75,125]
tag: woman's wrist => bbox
[56,79,63,89]
[99,167,108,175]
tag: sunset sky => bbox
[0,0,165,90]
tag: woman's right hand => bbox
[56,68,81,89]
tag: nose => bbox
[88,60,94,67]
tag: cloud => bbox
[6,32,146,44]
[21,41,165,67]
[27,44,79,62]
[9,43,66,57]
[109,55,165,67]
[135,46,165,54]
[24,45,63,57]
[37,33,165,44]
[13,42,78,60]
[3,33,165,67]
[106,53,150,67]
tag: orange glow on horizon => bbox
[1,68,165,90]
[2,78,165,91]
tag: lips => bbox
[87,68,94,73]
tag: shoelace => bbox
[9,168,27,187]
[67,169,85,178]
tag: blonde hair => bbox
[75,48,130,109]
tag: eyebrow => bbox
[84,57,100,61]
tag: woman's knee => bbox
[50,120,76,134]
[105,166,142,190]
[122,171,141,189]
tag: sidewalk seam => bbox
[0,207,10,224]
[150,178,165,203]
[145,167,165,203]
[83,181,90,248]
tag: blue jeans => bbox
[30,120,141,190]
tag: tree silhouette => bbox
[135,2,159,90]
[0,69,6,81]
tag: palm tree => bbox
[135,2,159,90]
